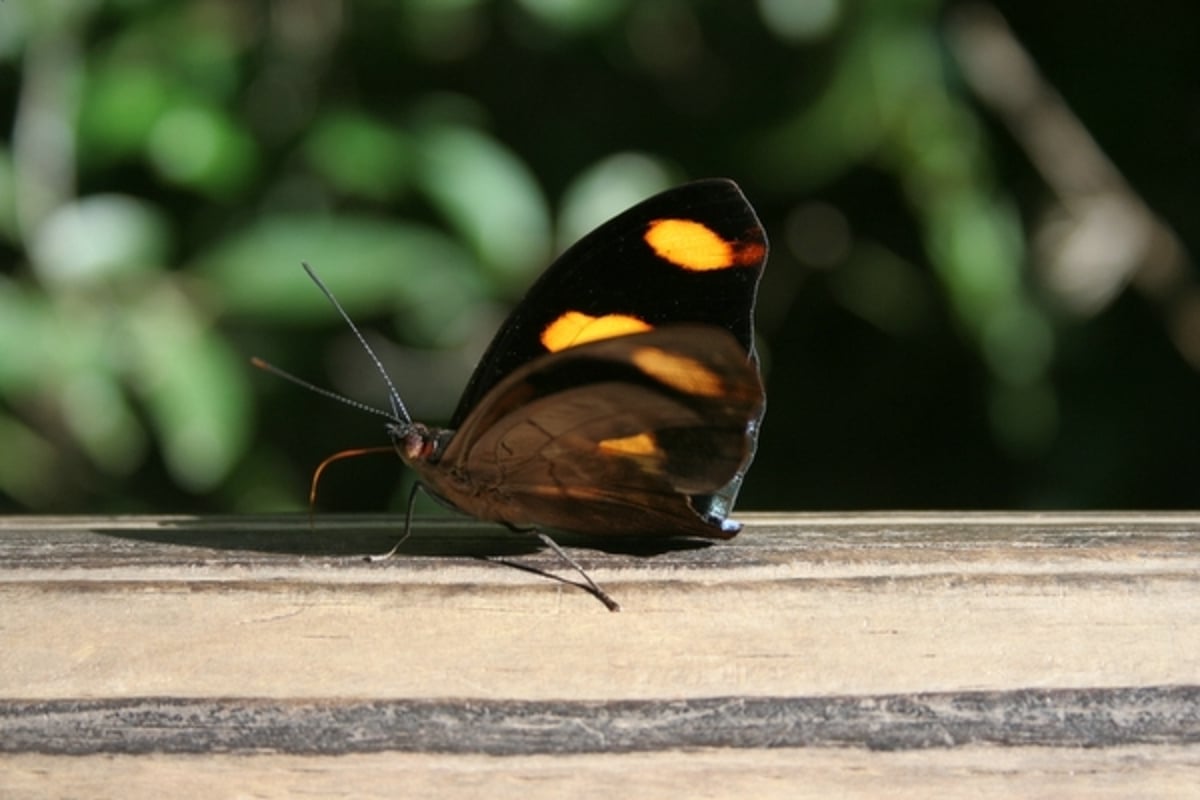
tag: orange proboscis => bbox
[308,446,396,508]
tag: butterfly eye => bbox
[390,424,435,464]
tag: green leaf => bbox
[146,102,258,197]
[515,0,628,33]
[414,124,550,288]
[0,148,17,241]
[0,280,52,390]
[195,215,485,344]
[127,286,251,493]
[0,413,58,507]
[305,110,412,201]
[557,153,673,249]
[79,62,177,163]
[30,194,171,287]
[57,365,148,477]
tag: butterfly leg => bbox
[366,481,423,562]
[367,485,619,611]
[533,531,621,612]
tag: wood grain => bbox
[2,512,1198,796]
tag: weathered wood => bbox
[3,688,1199,755]
[2,747,1196,800]
[2,512,1199,796]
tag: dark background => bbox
[1,1,1196,515]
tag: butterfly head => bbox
[387,420,450,469]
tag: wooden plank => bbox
[2,512,1198,796]
[4,748,1195,800]
[3,512,1198,700]
[4,747,1200,800]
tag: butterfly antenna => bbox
[250,357,397,423]
[300,261,412,424]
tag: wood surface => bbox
[1,512,1198,797]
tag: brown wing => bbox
[437,325,763,538]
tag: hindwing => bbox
[415,325,764,538]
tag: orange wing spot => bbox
[631,346,726,398]
[731,238,767,267]
[540,311,652,353]
[598,433,665,474]
[645,218,737,272]
[597,432,662,458]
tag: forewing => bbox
[450,179,767,427]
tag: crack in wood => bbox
[2,686,1198,756]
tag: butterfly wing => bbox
[450,179,768,428]
[421,326,764,538]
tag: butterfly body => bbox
[391,179,769,540]
[392,324,764,539]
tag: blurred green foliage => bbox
[0,0,1196,513]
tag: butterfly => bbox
[259,178,768,610]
